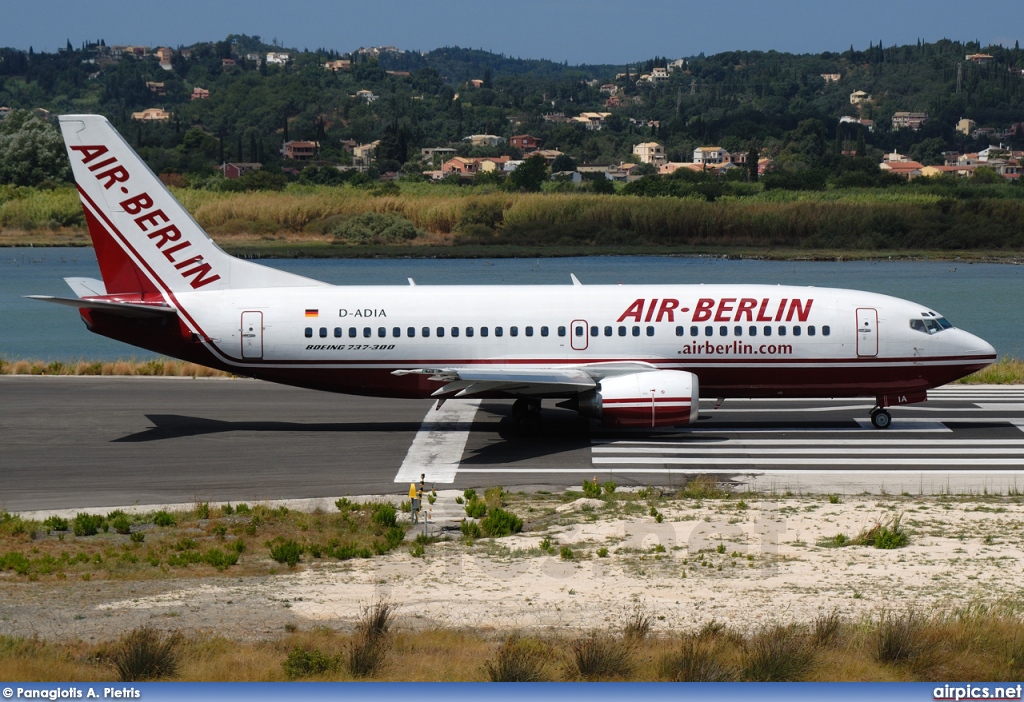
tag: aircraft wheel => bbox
[511,399,542,435]
[870,408,892,429]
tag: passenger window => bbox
[646,326,655,337]
[704,326,713,337]
[675,326,684,336]
[319,327,327,338]
[452,327,460,338]
[363,327,371,338]
[619,326,627,337]
[436,327,444,338]
[541,326,549,337]
[807,326,815,336]
[509,326,517,337]
[632,326,640,337]
[778,326,787,336]
[422,327,430,338]
[690,326,699,337]
[763,326,772,337]
[334,327,342,338]
[605,326,613,337]
[576,326,585,337]
[393,327,401,338]
[378,327,386,338]
[734,326,743,337]
[748,326,757,337]
[793,326,801,336]
[408,327,416,337]
[822,325,830,336]
[304,327,312,338]
[495,327,503,337]
[589,326,597,337]
[720,326,728,336]
[481,327,488,337]
[526,326,534,337]
[558,326,567,337]
[466,327,474,337]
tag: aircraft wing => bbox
[392,361,660,398]
[26,296,178,319]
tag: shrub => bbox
[347,599,394,678]
[658,637,736,682]
[283,647,339,679]
[560,546,575,560]
[194,502,210,520]
[111,515,132,535]
[596,547,609,558]
[480,508,523,538]
[370,503,398,529]
[72,513,103,536]
[335,498,358,512]
[602,481,617,495]
[0,552,31,575]
[269,539,303,567]
[568,633,633,680]
[460,520,482,540]
[152,510,176,527]
[484,633,550,682]
[875,611,923,664]
[582,480,602,499]
[484,486,505,509]
[812,610,844,648]
[463,489,477,502]
[856,514,908,549]
[333,212,419,244]
[623,604,653,642]
[680,475,726,499]
[129,532,145,544]
[43,516,68,532]
[465,498,487,519]
[110,626,180,681]
[203,548,238,571]
[742,625,812,681]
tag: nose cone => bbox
[962,330,997,361]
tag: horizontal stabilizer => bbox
[26,295,177,319]
[64,277,107,297]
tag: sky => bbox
[2,0,1023,65]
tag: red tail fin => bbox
[83,203,159,295]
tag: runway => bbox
[3,377,1024,512]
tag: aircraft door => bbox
[570,319,589,351]
[241,311,263,359]
[856,308,877,357]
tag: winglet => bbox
[571,273,582,286]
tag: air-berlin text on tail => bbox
[69,144,221,290]
[617,297,814,323]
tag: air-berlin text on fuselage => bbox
[69,144,221,289]
[616,298,813,323]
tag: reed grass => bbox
[0,358,230,377]
[5,185,1024,254]
[958,358,1024,384]
[4,606,1024,681]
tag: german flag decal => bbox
[305,309,318,318]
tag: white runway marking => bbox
[394,400,480,483]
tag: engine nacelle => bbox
[577,370,699,428]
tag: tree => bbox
[506,155,549,192]
[550,153,577,173]
[747,145,759,182]
[0,111,72,186]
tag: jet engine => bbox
[575,369,699,428]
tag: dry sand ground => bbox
[3,489,1023,642]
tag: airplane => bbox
[31,114,998,434]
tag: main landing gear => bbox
[511,398,542,436]
[869,407,892,429]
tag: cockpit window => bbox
[910,317,953,334]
